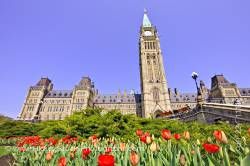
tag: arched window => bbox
[152,87,160,102]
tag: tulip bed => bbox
[3,129,250,166]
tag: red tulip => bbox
[17,136,42,147]
[161,129,171,140]
[46,137,58,146]
[144,132,150,136]
[105,147,112,154]
[174,133,181,140]
[130,151,140,166]
[62,135,78,144]
[203,143,220,153]
[140,135,147,143]
[18,147,26,152]
[89,135,98,141]
[46,151,53,161]
[98,154,115,166]
[82,148,91,159]
[136,129,143,136]
[248,128,250,136]
[213,130,228,144]
[139,134,151,144]
[58,157,66,166]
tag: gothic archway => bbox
[154,110,163,118]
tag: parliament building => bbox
[18,12,250,121]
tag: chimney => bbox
[168,88,171,95]
[174,88,178,95]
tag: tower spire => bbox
[143,9,152,27]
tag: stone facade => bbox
[19,77,94,121]
[208,75,250,105]
[18,11,250,121]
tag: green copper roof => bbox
[143,10,152,27]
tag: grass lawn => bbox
[0,146,9,157]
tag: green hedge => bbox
[0,108,249,144]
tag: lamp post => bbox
[191,72,206,122]
[191,72,201,96]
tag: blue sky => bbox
[1,0,250,118]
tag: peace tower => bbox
[139,10,172,118]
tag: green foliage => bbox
[0,120,38,137]
[0,108,250,143]
[0,146,9,156]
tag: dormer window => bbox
[64,93,68,97]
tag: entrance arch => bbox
[154,110,163,118]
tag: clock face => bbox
[144,31,153,36]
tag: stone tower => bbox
[71,77,94,113]
[139,10,172,118]
[18,78,53,121]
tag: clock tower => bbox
[139,10,172,118]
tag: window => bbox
[152,87,160,102]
